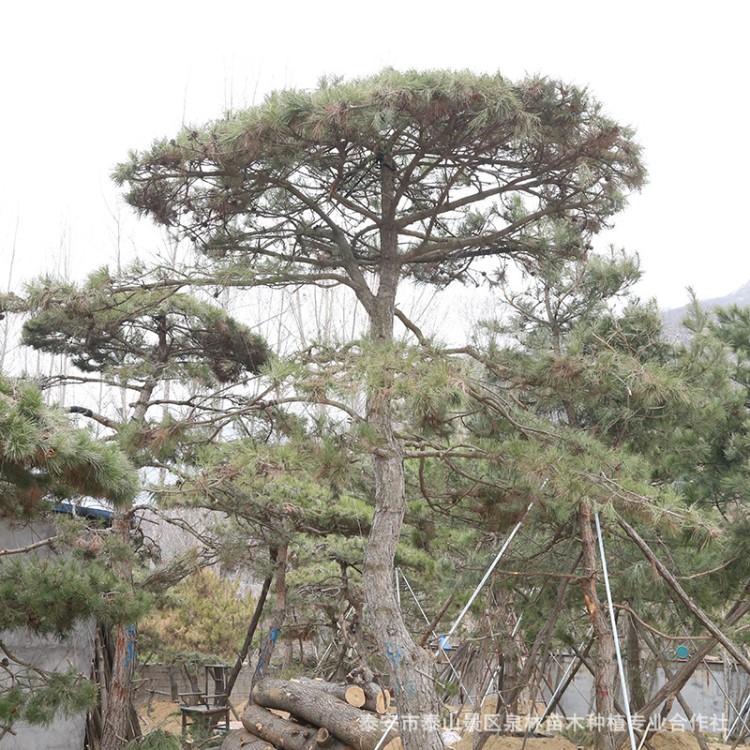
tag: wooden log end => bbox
[344,685,366,708]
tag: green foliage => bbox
[0,668,98,728]
[139,568,255,662]
[0,374,139,515]
[0,557,150,635]
[116,69,644,290]
[20,268,269,384]
[124,730,181,750]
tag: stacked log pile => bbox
[221,677,402,750]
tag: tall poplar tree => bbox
[116,69,644,749]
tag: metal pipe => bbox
[595,512,637,750]
[445,502,533,640]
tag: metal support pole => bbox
[727,687,750,740]
[532,629,593,732]
[445,502,533,641]
[595,512,637,750]
[400,570,471,698]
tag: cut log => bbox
[312,727,352,749]
[222,728,277,750]
[315,728,333,747]
[358,683,390,715]
[253,678,400,750]
[293,677,366,708]
[242,703,318,750]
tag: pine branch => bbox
[0,537,58,557]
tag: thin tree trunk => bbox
[418,594,454,648]
[626,609,646,711]
[636,621,711,750]
[100,510,138,750]
[505,554,582,711]
[224,572,273,703]
[631,580,750,719]
[619,519,750,674]
[579,502,616,750]
[253,545,289,690]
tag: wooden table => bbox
[179,704,230,738]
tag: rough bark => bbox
[293,678,366,708]
[242,703,339,750]
[100,510,138,750]
[292,678,389,714]
[579,503,616,750]
[625,609,646,711]
[222,728,278,749]
[359,682,390,715]
[252,678,400,750]
[315,727,355,749]
[360,170,443,750]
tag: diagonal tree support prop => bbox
[595,513,637,750]
[619,520,750,675]
[636,620,711,750]
[224,573,273,706]
[618,521,750,720]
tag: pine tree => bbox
[115,69,644,750]
[0,373,145,739]
[6,268,270,750]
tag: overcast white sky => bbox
[1,0,748,311]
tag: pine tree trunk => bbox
[626,610,646,711]
[579,503,616,750]
[362,305,443,748]
[358,247,442,748]
[100,510,138,750]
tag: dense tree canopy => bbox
[0,373,145,737]
[113,69,647,750]
[116,69,644,298]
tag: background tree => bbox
[4,267,270,750]
[116,68,645,750]
[0,373,145,741]
[460,247,750,749]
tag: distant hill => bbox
[662,280,750,341]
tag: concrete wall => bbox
[134,663,254,706]
[543,654,750,729]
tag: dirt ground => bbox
[450,736,737,750]
[647,733,735,750]
[451,736,579,750]
[136,707,740,750]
